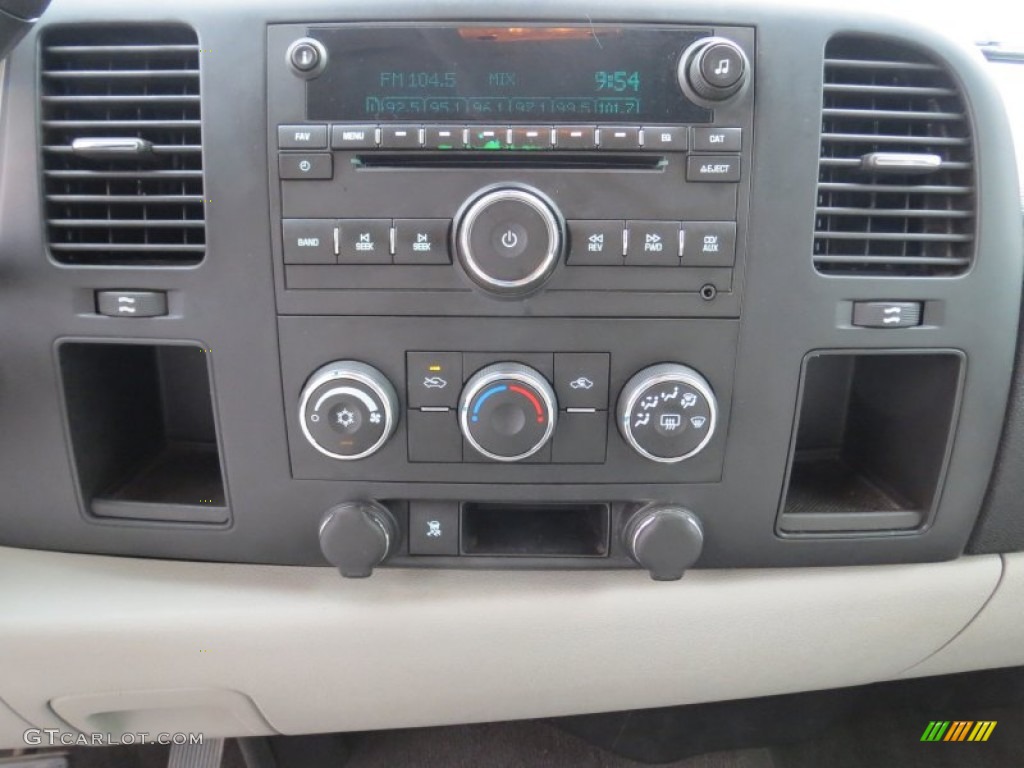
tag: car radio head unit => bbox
[305,25,716,124]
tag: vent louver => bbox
[40,25,205,266]
[814,36,975,276]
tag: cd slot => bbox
[355,152,666,171]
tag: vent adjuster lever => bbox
[71,137,154,160]
[860,152,943,174]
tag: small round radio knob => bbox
[679,37,748,102]
[298,361,398,460]
[624,504,704,581]
[617,363,717,463]
[459,362,557,462]
[455,185,565,298]
[319,500,398,578]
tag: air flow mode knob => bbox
[618,363,717,463]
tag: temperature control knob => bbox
[618,363,717,463]
[459,363,557,462]
[455,185,564,297]
[679,37,748,102]
[299,361,398,460]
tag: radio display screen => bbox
[306,25,714,124]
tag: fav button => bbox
[278,124,327,149]
[407,351,462,409]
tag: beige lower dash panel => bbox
[0,546,1001,745]
[899,551,1024,679]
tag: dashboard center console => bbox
[1,5,1019,584]
[266,23,755,577]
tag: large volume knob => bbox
[679,37,748,102]
[617,363,717,463]
[298,361,398,460]
[455,185,565,297]
[459,363,557,461]
[624,504,704,581]
[319,500,398,578]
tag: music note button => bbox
[699,42,745,89]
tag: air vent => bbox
[814,36,975,276]
[40,25,205,266]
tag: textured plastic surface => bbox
[900,551,1024,678]
[0,0,1019,571]
[50,689,272,740]
[0,546,1001,745]
[970,304,1024,553]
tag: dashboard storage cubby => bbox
[58,342,228,525]
[778,352,963,535]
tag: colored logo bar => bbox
[921,721,997,742]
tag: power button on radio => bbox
[456,186,565,298]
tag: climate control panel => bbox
[281,316,736,483]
